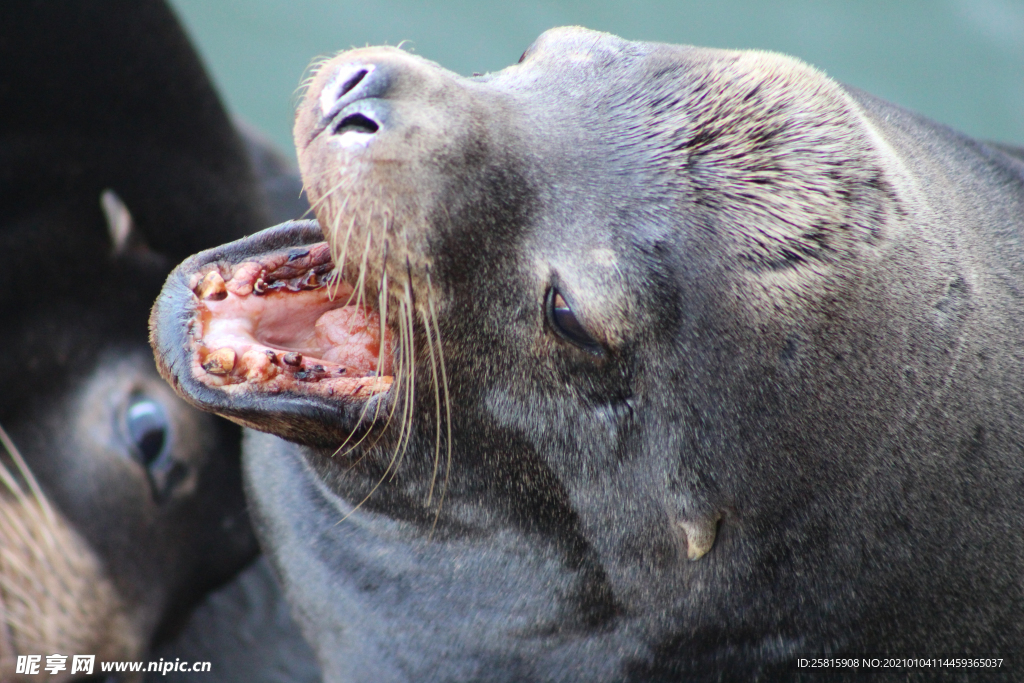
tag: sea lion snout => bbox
[297,46,475,154]
[296,46,498,302]
[309,62,388,147]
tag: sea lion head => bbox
[152,27,1024,679]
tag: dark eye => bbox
[126,398,169,467]
[546,288,602,354]
[125,396,188,502]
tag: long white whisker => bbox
[420,302,442,507]
[426,272,452,537]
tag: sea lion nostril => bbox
[333,112,380,136]
[339,69,369,98]
[319,63,377,120]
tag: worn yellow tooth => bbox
[196,271,227,300]
[202,348,236,375]
[282,352,303,367]
[679,512,722,561]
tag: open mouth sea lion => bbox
[153,27,1024,681]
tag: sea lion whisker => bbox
[0,511,49,576]
[336,352,402,463]
[362,255,392,442]
[352,206,377,314]
[381,292,415,481]
[0,424,56,529]
[335,294,402,465]
[326,196,355,301]
[419,303,442,507]
[0,572,41,606]
[335,292,407,463]
[358,329,407,458]
[329,264,394,461]
[331,209,360,303]
[426,273,452,537]
[377,242,390,382]
[334,312,411,523]
[0,502,55,564]
[302,170,346,214]
[333,434,399,525]
[386,299,412,479]
[296,56,336,98]
[320,192,349,246]
[347,204,377,310]
[0,603,33,633]
[329,383,382,459]
[391,280,417,478]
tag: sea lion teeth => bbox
[678,513,722,561]
[195,271,227,301]
[282,352,303,367]
[202,348,236,375]
[242,349,279,383]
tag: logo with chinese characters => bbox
[15,654,95,676]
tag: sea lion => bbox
[152,27,1024,681]
[0,1,269,678]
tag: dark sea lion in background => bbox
[152,27,1024,681]
[0,0,301,677]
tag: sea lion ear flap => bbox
[100,189,166,266]
[101,189,136,257]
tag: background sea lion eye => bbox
[546,288,602,354]
[126,397,170,467]
[124,395,188,501]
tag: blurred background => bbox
[168,0,1024,157]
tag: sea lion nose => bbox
[316,62,393,144]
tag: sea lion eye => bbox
[546,288,602,354]
[125,397,170,467]
[125,396,188,502]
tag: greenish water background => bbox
[168,0,1023,156]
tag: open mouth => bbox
[151,220,395,446]
[192,239,393,398]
